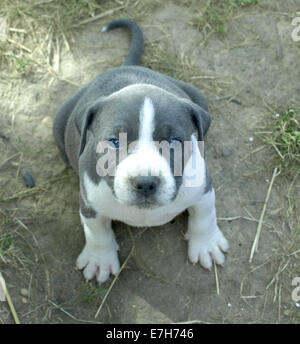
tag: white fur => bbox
[138,97,155,146]
[76,213,120,283]
[108,84,178,100]
[185,189,229,270]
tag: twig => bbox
[61,33,70,52]
[209,94,242,105]
[240,257,272,299]
[74,6,124,27]
[0,152,21,169]
[218,215,274,229]
[94,226,135,319]
[249,167,280,263]
[240,145,269,162]
[48,300,102,324]
[0,273,5,301]
[1,175,69,201]
[271,142,284,160]
[213,261,220,295]
[278,283,282,323]
[31,0,54,6]
[0,272,20,324]
[7,39,32,53]
[218,216,243,221]
[288,248,300,257]
[173,319,211,324]
[53,37,60,74]
[266,259,290,291]
[191,76,216,80]
[9,28,27,34]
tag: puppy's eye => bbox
[108,138,120,149]
[168,137,183,147]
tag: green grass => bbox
[0,232,20,265]
[81,280,107,304]
[192,0,258,36]
[14,57,31,75]
[260,109,300,175]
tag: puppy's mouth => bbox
[114,195,163,209]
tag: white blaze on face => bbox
[138,96,155,147]
[114,97,176,205]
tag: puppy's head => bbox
[77,85,210,208]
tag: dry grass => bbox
[256,109,300,176]
[191,0,258,36]
[0,0,105,76]
[0,0,159,78]
[249,167,280,263]
[239,163,300,324]
[243,107,300,323]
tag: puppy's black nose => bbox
[132,176,159,196]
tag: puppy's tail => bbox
[102,18,144,66]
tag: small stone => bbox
[221,147,232,157]
[21,297,28,304]
[296,302,300,308]
[248,137,254,142]
[20,288,28,297]
[215,146,232,158]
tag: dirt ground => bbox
[0,0,300,323]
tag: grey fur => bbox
[102,18,144,66]
[204,165,212,194]
[79,193,97,218]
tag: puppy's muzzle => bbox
[131,176,160,197]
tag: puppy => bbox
[53,19,228,283]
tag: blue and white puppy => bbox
[53,19,228,283]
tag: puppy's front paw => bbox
[76,244,120,283]
[187,227,229,270]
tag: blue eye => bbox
[108,138,120,148]
[168,137,183,146]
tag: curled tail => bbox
[102,18,144,66]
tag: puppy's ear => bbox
[76,99,104,156]
[189,102,211,141]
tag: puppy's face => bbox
[78,85,210,208]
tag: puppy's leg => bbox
[76,212,120,283]
[185,188,229,270]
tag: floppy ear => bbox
[76,99,104,156]
[189,102,211,141]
